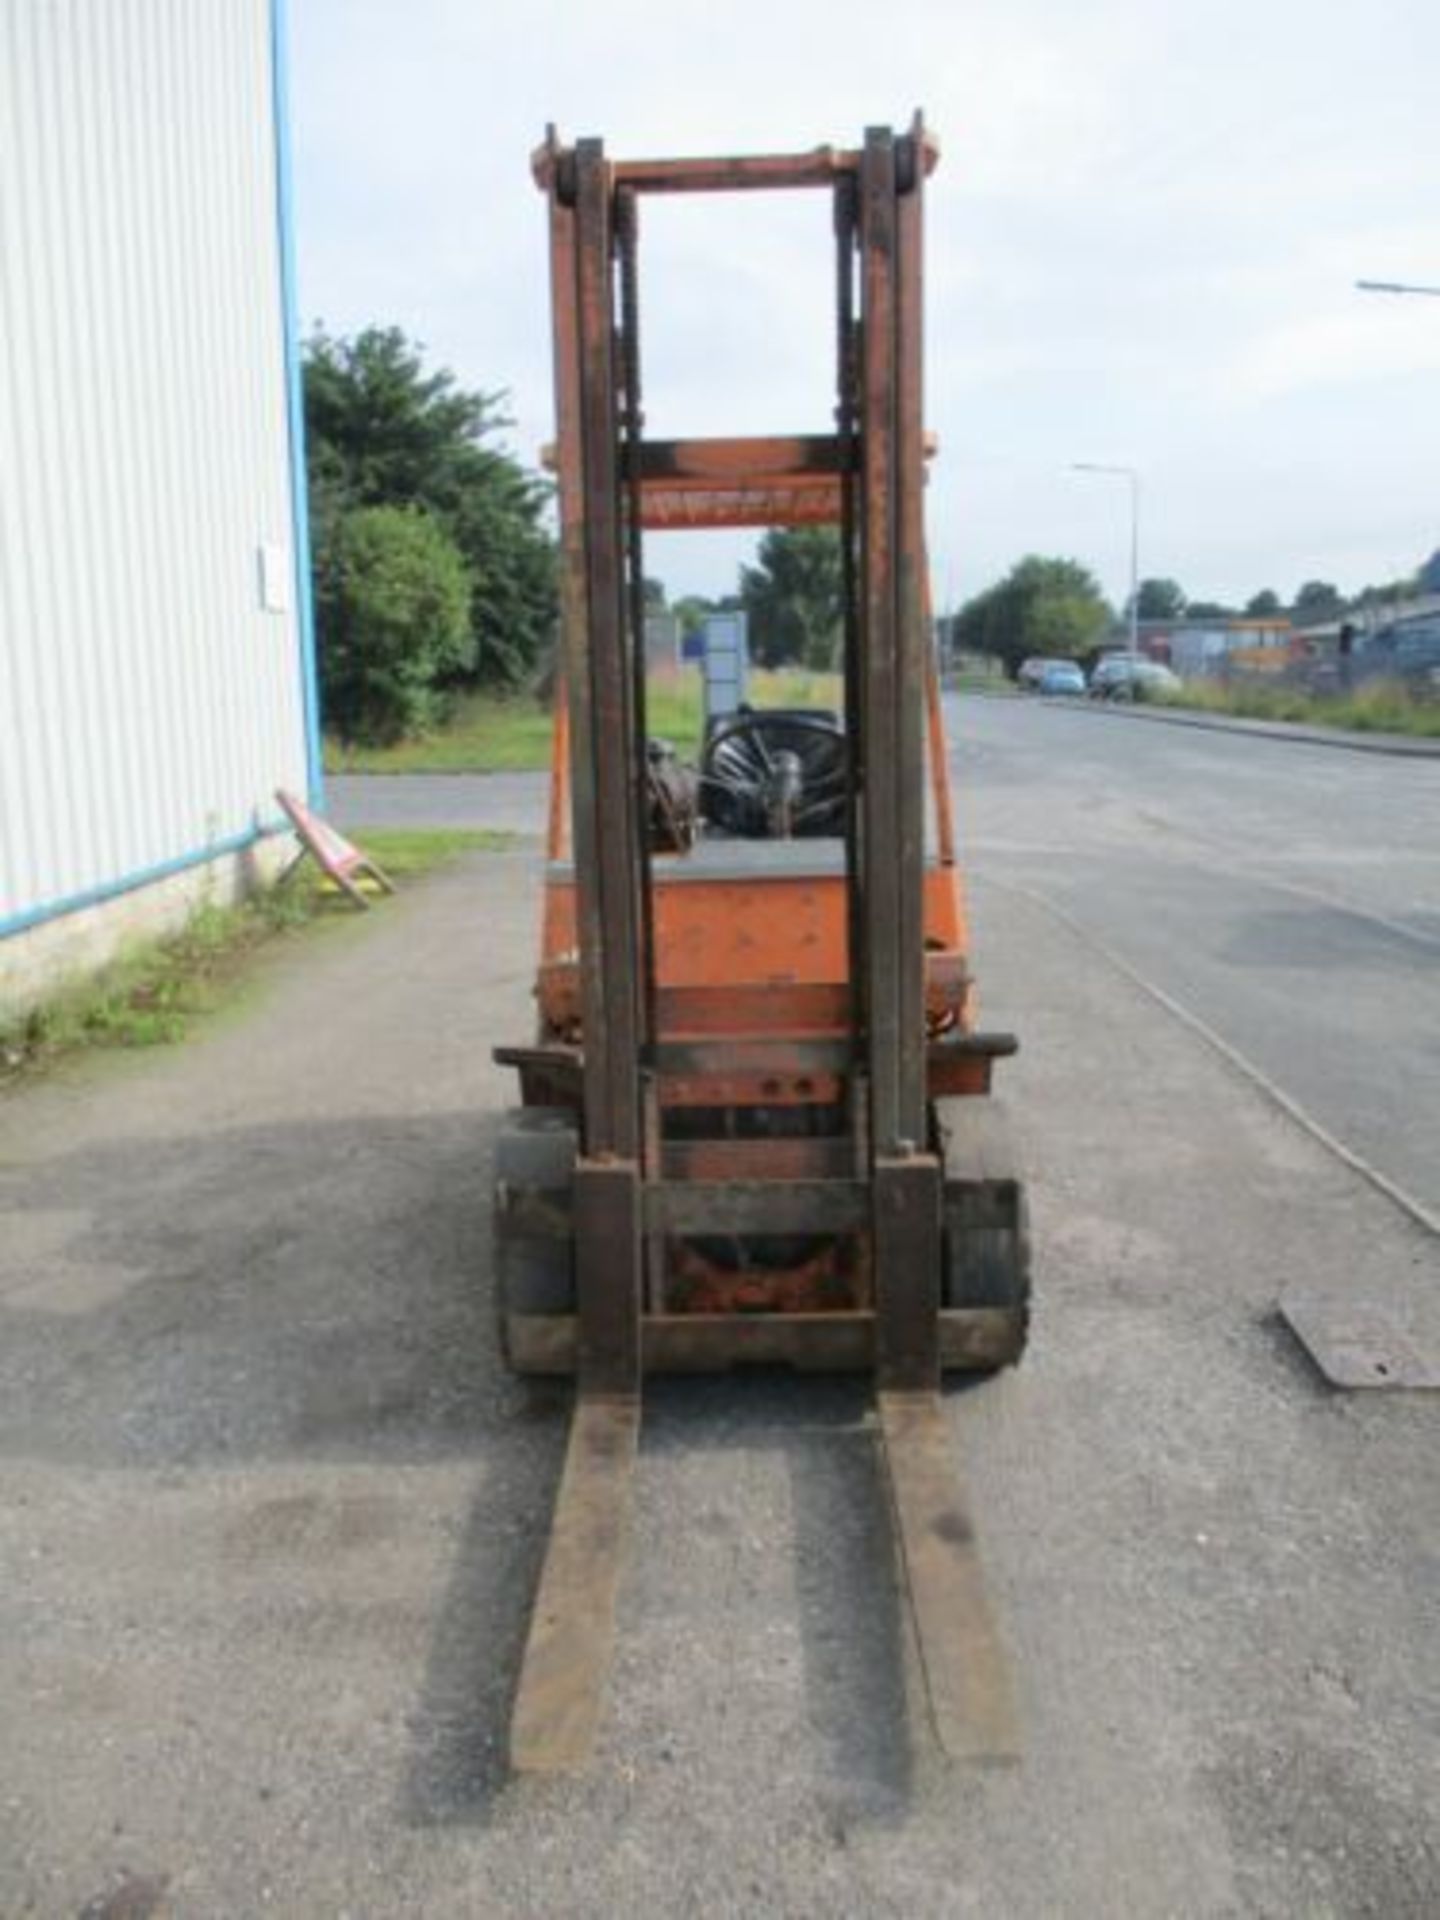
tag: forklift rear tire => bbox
[493,1107,577,1369]
[944,1189,1031,1309]
[936,1097,1032,1370]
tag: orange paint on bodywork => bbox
[534,693,978,1082]
[540,862,971,1046]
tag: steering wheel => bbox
[700,709,847,838]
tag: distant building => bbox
[1,1,318,1012]
[1133,618,1293,678]
[644,612,682,673]
[1356,590,1440,633]
[699,612,750,720]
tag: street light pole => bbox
[1355,279,1440,298]
[1071,462,1140,668]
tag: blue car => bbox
[1037,661,1086,697]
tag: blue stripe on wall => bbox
[0,823,288,942]
[269,0,324,808]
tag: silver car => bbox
[1089,656,1181,701]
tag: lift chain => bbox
[614,184,660,1150]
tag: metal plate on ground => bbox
[1279,1293,1440,1390]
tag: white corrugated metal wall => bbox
[0,0,317,937]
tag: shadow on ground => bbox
[2,1113,919,1829]
[0,1114,514,1468]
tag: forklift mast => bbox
[536,118,940,1392]
[502,119,1025,1772]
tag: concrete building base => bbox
[1,833,297,1018]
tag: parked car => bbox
[1089,655,1182,702]
[1037,661,1086,697]
[1017,655,1064,691]
[1086,652,1134,698]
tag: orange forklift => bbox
[494,116,1030,1772]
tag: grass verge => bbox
[1159,679,1440,738]
[322,669,845,774]
[1,827,512,1086]
[326,696,554,773]
[946,671,1016,694]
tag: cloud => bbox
[291,0,1440,606]
[1233,308,1440,402]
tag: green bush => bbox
[304,328,558,693]
[320,505,475,745]
[1165,675,1440,738]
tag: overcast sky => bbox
[290,0,1440,613]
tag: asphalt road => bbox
[949,696,1440,1225]
[328,771,547,838]
[4,716,1436,1915]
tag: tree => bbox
[1353,577,1412,612]
[1135,577,1186,621]
[1026,591,1111,658]
[673,595,716,638]
[303,327,557,694]
[321,506,474,745]
[1291,580,1345,626]
[1245,589,1282,617]
[739,528,844,669]
[952,555,1110,679]
[1184,600,1232,621]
